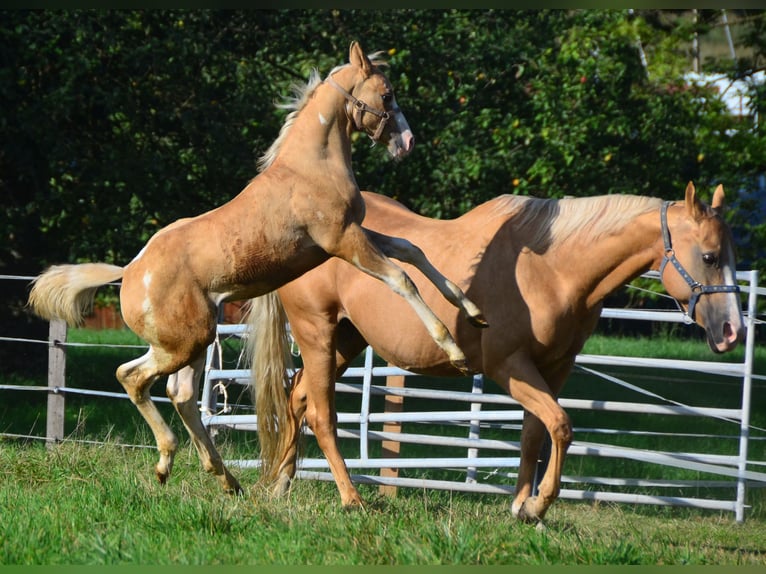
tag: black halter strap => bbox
[659,201,740,323]
[326,74,392,142]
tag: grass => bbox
[1,439,766,565]
[1,326,765,564]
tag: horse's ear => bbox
[684,181,705,220]
[349,40,373,77]
[711,184,726,213]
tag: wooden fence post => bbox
[379,365,404,497]
[46,319,66,446]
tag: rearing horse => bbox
[247,182,744,522]
[28,42,486,495]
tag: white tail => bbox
[28,263,125,327]
[242,291,295,484]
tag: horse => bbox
[247,181,745,523]
[27,41,487,495]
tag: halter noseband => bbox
[658,201,740,323]
[326,74,392,142]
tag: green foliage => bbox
[1,10,764,274]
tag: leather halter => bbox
[659,201,740,323]
[326,74,393,142]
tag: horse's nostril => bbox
[403,131,415,153]
[722,321,740,344]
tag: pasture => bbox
[1,439,766,565]
[1,327,765,565]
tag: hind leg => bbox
[166,355,242,494]
[302,349,364,508]
[270,368,308,497]
[116,349,180,485]
[273,318,365,507]
[367,229,487,328]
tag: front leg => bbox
[365,228,488,328]
[324,223,470,373]
[512,412,548,520]
[491,355,573,524]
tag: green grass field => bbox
[1,326,765,564]
[1,440,765,565]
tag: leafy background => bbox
[1,10,764,354]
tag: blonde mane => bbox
[256,52,389,172]
[256,69,324,172]
[490,193,663,251]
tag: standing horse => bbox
[247,182,744,522]
[27,42,487,495]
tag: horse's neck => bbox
[273,81,355,181]
[566,210,663,309]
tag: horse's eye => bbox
[382,93,392,105]
[702,252,718,266]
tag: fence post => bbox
[379,364,405,497]
[736,269,758,523]
[46,319,66,446]
[466,374,484,483]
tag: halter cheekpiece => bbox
[658,201,740,323]
[326,74,393,142]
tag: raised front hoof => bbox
[468,313,489,329]
[450,358,472,376]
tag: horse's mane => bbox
[256,69,323,172]
[256,52,389,172]
[490,193,663,251]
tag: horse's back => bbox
[277,192,516,373]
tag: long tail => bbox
[28,263,125,327]
[242,291,294,485]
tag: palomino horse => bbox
[28,42,487,495]
[247,182,744,522]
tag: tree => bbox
[1,9,763,347]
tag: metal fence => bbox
[1,271,765,522]
[200,270,766,523]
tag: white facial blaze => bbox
[318,112,328,125]
[392,96,410,135]
[387,95,414,159]
[721,255,744,328]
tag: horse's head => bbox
[659,182,745,353]
[328,41,414,160]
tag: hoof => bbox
[450,358,469,375]
[155,468,169,486]
[226,480,244,496]
[221,468,244,495]
[272,474,292,498]
[469,314,489,329]
[516,496,541,525]
[341,498,365,512]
